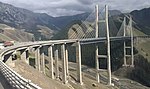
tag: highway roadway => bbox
[0,35,149,89]
[0,72,12,89]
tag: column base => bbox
[130,65,134,67]
[122,64,127,67]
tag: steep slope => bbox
[0,24,34,42]
[0,1,123,41]
[0,2,58,40]
[54,10,122,29]
[131,7,150,35]
[0,2,56,30]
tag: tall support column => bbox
[35,47,41,71]
[34,48,38,69]
[4,53,13,66]
[48,45,54,79]
[41,46,45,74]
[76,41,83,85]
[20,49,29,64]
[130,16,134,67]
[20,49,26,61]
[61,44,67,84]
[65,46,69,77]
[95,4,100,83]
[123,17,127,66]
[105,5,112,85]
[26,50,29,65]
[54,46,59,79]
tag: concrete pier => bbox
[48,45,54,79]
[20,49,29,64]
[54,47,59,79]
[40,47,45,74]
[20,49,26,61]
[61,44,67,84]
[26,50,29,65]
[4,53,13,66]
[65,46,69,77]
[76,41,83,85]
[35,47,41,71]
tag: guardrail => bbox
[0,60,42,89]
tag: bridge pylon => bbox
[95,5,112,85]
[76,41,83,85]
[123,16,134,67]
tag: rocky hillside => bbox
[131,7,150,35]
[0,1,123,41]
[0,2,60,40]
[0,24,34,42]
[0,2,58,30]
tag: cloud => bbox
[34,8,85,17]
[77,0,95,5]
[100,0,150,12]
[0,0,149,17]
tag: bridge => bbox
[0,5,149,89]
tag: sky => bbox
[0,0,149,17]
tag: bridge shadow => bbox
[0,72,13,89]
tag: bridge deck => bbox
[0,72,12,89]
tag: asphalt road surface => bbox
[0,72,12,89]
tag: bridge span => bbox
[0,35,148,89]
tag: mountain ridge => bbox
[0,1,149,41]
[131,7,150,35]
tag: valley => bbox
[0,1,149,89]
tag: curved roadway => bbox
[0,72,12,89]
[0,36,148,89]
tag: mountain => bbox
[131,7,150,35]
[0,2,57,30]
[109,10,122,16]
[0,2,88,40]
[0,1,123,41]
[54,13,90,29]
[54,10,122,29]
[0,24,34,42]
[0,2,59,40]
